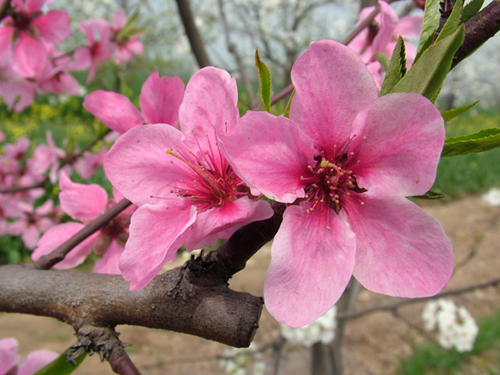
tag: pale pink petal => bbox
[32,223,99,269]
[126,38,143,55]
[12,34,47,78]
[120,203,196,290]
[7,219,27,236]
[22,224,41,249]
[112,8,127,29]
[73,145,107,179]
[104,124,189,206]
[264,204,356,327]
[218,111,315,202]
[59,171,108,221]
[394,16,423,39]
[366,61,382,90]
[25,0,45,11]
[93,239,123,274]
[179,67,238,153]
[372,1,399,54]
[18,350,59,375]
[290,40,378,158]
[68,47,91,71]
[37,217,55,233]
[139,72,184,126]
[349,93,444,197]
[0,337,19,375]
[185,197,273,250]
[33,10,71,45]
[35,199,53,215]
[83,90,144,133]
[348,196,454,297]
[0,26,13,59]
[0,80,36,112]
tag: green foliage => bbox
[33,352,86,375]
[378,37,406,96]
[411,190,446,200]
[398,309,500,375]
[435,0,463,44]
[415,0,441,60]
[442,101,480,122]
[442,128,500,158]
[462,0,485,22]
[283,89,295,118]
[433,112,500,197]
[255,48,272,112]
[392,26,465,102]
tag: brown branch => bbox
[452,0,500,68]
[337,276,500,320]
[34,198,132,270]
[175,0,212,68]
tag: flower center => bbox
[166,147,244,211]
[301,154,367,215]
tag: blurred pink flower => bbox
[83,72,185,133]
[104,67,273,290]
[32,171,135,274]
[0,337,58,375]
[347,0,422,88]
[28,131,65,182]
[70,18,115,84]
[218,40,453,327]
[110,8,143,65]
[0,0,71,79]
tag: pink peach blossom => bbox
[110,8,144,65]
[0,337,58,375]
[217,40,453,327]
[104,67,273,290]
[31,171,135,274]
[83,72,185,133]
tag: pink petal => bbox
[348,196,453,297]
[68,47,91,71]
[0,80,36,112]
[290,40,378,158]
[83,90,144,133]
[120,203,196,290]
[349,93,444,197]
[139,72,184,126]
[32,223,99,269]
[112,8,127,29]
[218,111,315,202]
[372,1,399,54]
[33,10,71,45]
[0,337,19,375]
[22,224,40,249]
[104,124,189,207]
[179,67,238,153]
[59,170,108,221]
[25,0,45,11]
[93,239,123,275]
[184,197,273,250]
[264,203,356,327]
[0,26,13,59]
[12,34,47,78]
[394,16,423,39]
[18,350,59,375]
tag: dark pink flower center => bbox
[166,147,244,211]
[300,152,367,215]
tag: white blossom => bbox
[482,187,500,206]
[219,343,266,375]
[422,299,479,352]
[280,306,337,347]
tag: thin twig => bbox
[33,198,132,270]
[338,276,500,320]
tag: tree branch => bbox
[452,0,500,68]
[33,198,133,270]
[175,0,212,68]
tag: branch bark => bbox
[175,0,212,68]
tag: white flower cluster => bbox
[280,306,337,348]
[422,299,479,352]
[219,343,265,375]
[482,187,500,206]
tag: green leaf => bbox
[391,26,464,102]
[33,352,86,375]
[283,89,295,118]
[441,100,480,122]
[375,52,390,72]
[416,0,441,58]
[379,36,406,96]
[412,190,446,200]
[254,48,272,112]
[442,128,500,157]
[462,0,484,22]
[435,0,463,43]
